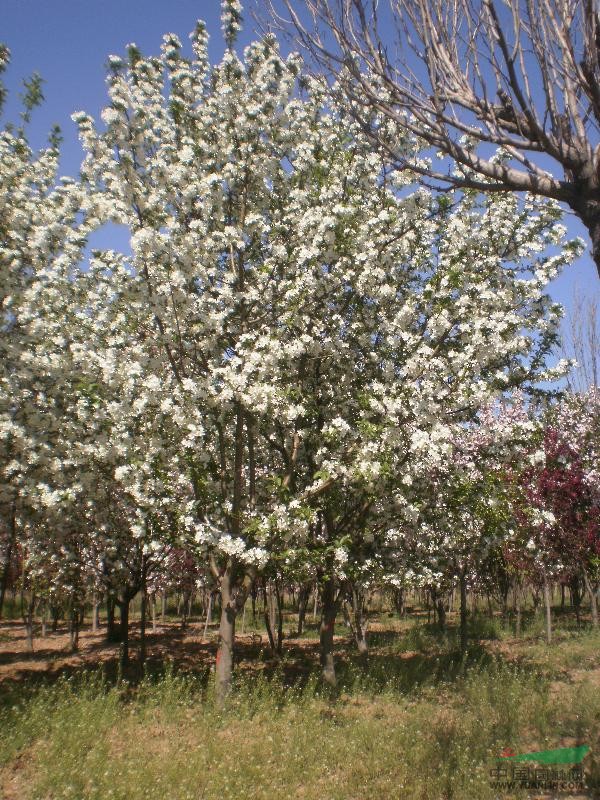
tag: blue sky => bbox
[2,0,598,327]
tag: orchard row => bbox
[0,2,597,699]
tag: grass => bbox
[2,607,600,799]
[1,643,600,799]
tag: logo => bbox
[489,744,589,794]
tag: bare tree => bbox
[562,288,599,390]
[265,0,600,278]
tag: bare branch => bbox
[262,0,600,278]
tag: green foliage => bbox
[19,72,44,124]
[0,43,9,114]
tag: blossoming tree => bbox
[68,0,582,696]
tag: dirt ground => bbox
[0,616,343,686]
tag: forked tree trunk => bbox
[319,576,338,687]
[344,585,369,655]
[262,579,283,656]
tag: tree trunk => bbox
[269,583,276,643]
[344,585,369,656]
[203,593,213,640]
[514,582,522,638]
[263,581,275,652]
[25,615,34,653]
[582,568,598,629]
[106,597,117,642]
[140,558,147,665]
[251,581,257,624]
[22,590,35,654]
[297,583,310,636]
[0,500,17,620]
[119,599,130,667]
[92,592,100,633]
[274,578,284,655]
[500,583,509,622]
[543,578,552,645]
[319,577,338,687]
[262,579,280,655]
[216,569,236,706]
[69,605,79,652]
[570,576,582,628]
[459,572,468,654]
[180,592,189,628]
[392,587,404,616]
[51,604,60,633]
[532,587,541,616]
[576,200,600,281]
[436,597,447,633]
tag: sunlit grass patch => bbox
[1,649,598,800]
